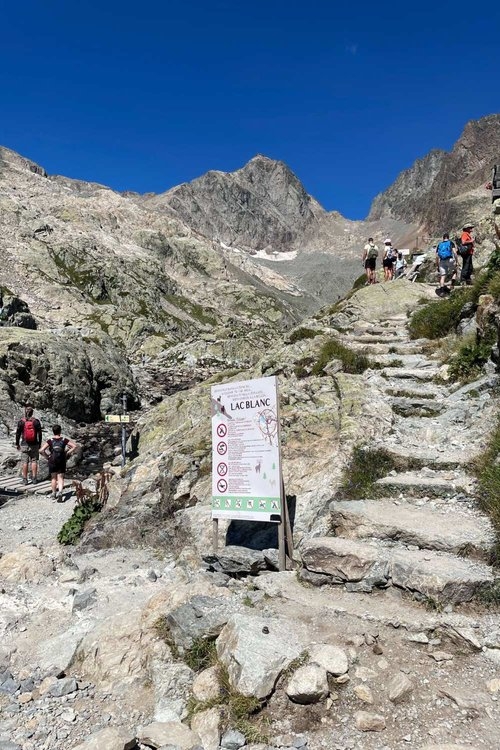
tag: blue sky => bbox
[2,1,499,219]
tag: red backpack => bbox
[22,418,37,444]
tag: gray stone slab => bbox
[301,537,494,604]
[330,499,495,560]
[374,471,472,497]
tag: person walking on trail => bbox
[15,406,42,485]
[460,222,475,285]
[363,238,379,285]
[382,238,396,281]
[394,252,407,278]
[435,233,458,294]
[40,425,78,502]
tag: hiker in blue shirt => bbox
[435,233,458,295]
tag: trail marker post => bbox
[121,394,128,466]
[210,376,292,570]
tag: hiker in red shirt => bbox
[15,405,43,485]
[460,222,474,285]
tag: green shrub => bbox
[477,580,500,606]
[312,338,371,375]
[57,500,102,545]
[472,418,500,566]
[486,272,500,300]
[352,273,368,291]
[293,356,315,379]
[288,327,321,344]
[448,338,494,382]
[408,290,472,340]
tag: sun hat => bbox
[384,238,392,244]
[462,221,474,229]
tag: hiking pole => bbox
[121,393,127,467]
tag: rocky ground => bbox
[1,281,499,750]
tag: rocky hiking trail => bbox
[1,285,500,750]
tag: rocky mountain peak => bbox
[368,113,500,232]
[0,145,47,178]
[143,154,324,254]
[368,149,446,222]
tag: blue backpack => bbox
[437,240,453,259]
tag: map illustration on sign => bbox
[257,408,278,445]
[211,376,282,523]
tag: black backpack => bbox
[48,437,66,459]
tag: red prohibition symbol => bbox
[217,424,227,438]
[217,442,227,455]
[217,478,228,493]
[217,462,228,476]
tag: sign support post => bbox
[121,394,128,467]
[212,518,219,553]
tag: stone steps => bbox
[347,343,430,358]
[380,444,468,469]
[255,570,484,634]
[348,334,409,345]
[330,498,495,561]
[374,470,474,498]
[300,536,494,604]
[380,367,439,381]
[390,397,444,417]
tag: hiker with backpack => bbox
[459,222,475,285]
[382,239,396,281]
[15,406,43,485]
[363,238,379,285]
[40,425,78,501]
[435,232,458,295]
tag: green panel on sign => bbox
[212,495,282,513]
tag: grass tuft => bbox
[334,446,399,501]
[188,662,267,744]
[288,327,321,344]
[471,417,500,567]
[312,338,371,375]
[408,290,472,340]
[184,637,218,672]
[448,337,494,382]
[476,580,500,606]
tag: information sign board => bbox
[105,414,130,423]
[211,376,282,522]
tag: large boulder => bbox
[137,721,201,750]
[0,327,137,422]
[0,544,54,583]
[216,613,307,699]
[166,595,240,650]
[71,727,137,750]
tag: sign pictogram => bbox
[217,462,228,476]
[217,442,227,455]
[217,478,228,493]
[217,424,227,438]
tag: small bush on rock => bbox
[57,499,102,545]
[408,290,472,340]
[312,338,371,375]
[288,327,321,344]
[448,337,494,382]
